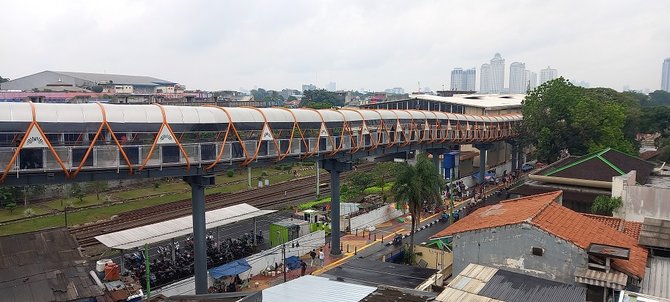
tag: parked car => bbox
[521,163,535,172]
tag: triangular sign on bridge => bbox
[261,124,274,141]
[396,122,403,132]
[157,126,176,145]
[22,125,48,149]
[319,123,329,137]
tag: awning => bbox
[95,203,276,250]
[209,259,252,279]
[574,268,627,290]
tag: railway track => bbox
[71,164,373,249]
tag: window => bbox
[531,247,544,256]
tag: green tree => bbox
[391,154,443,264]
[649,90,670,106]
[88,181,108,201]
[640,106,670,134]
[591,195,623,216]
[372,161,399,202]
[348,170,374,194]
[70,183,85,204]
[521,78,636,162]
[5,202,17,214]
[0,187,17,207]
[300,89,343,108]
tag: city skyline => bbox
[1,0,669,92]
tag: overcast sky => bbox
[1,0,669,92]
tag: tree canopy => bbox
[300,89,343,108]
[591,195,623,216]
[521,78,636,163]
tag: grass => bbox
[362,182,394,195]
[0,166,321,235]
[298,197,331,210]
[0,205,50,222]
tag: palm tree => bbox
[392,154,444,264]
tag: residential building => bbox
[540,66,558,84]
[662,58,670,92]
[524,70,537,91]
[509,62,526,94]
[450,68,464,91]
[431,191,648,302]
[480,64,491,93]
[464,68,476,91]
[490,53,505,93]
[384,87,405,95]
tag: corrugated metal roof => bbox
[55,70,175,85]
[408,94,524,110]
[95,203,275,250]
[639,217,670,249]
[642,257,670,299]
[438,264,585,302]
[262,275,376,302]
[574,267,627,290]
[0,228,103,302]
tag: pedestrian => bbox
[318,248,325,266]
[300,260,307,276]
[309,249,316,266]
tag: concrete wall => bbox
[452,223,587,285]
[414,245,453,271]
[244,230,325,277]
[614,172,670,222]
[346,204,404,232]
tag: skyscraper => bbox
[490,53,505,93]
[509,62,526,94]
[450,68,464,91]
[662,58,670,92]
[464,68,476,91]
[523,70,537,91]
[326,82,336,91]
[480,63,491,93]
[540,66,558,85]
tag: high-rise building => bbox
[450,68,464,91]
[464,68,476,91]
[540,66,558,85]
[480,63,491,93]
[509,62,526,94]
[302,84,317,91]
[523,70,537,91]
[326,82,336,92]
[662,58,670,92]
[490,53,505,93]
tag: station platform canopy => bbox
[95,203,276,250]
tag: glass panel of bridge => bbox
[161,145,180,164]
[96,146,119,168]
[72,148,93,168]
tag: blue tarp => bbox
[285,256,301,270]
[209,259,252,279]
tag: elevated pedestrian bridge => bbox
[0,102,521,185]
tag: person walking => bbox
[309,249,316,266]
[300,260,307,276]
[318,248,325,267]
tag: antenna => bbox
[418,81,421,93]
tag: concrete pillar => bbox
[474,143,492,184]
[511,144,518,172]
[321,159,352,256]
[184,175,214,295]
[316,160,320,197]
[253,217,258,246]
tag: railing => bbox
[0,128,516,177]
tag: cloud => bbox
[1,0,668,92]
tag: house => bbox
[430,191,648,302]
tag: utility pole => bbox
[145,244,151,299]
[282,243,287,282]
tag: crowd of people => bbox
[122,231,262,289]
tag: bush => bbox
[23,208,35,217]
[227,170,235,178]
[153,182,161,189]
[298,197,331,210]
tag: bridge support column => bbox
[183,175,215,295]
[510,144,519,172]
[428,149,447,179]
[474,143,493,184]
[321,159,352,256]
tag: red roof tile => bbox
[581,213,642,240]
[432,191,648,279]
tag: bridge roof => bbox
[408,94,524,110]
[94,203,275,250]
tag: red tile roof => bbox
[581,213,642,240]
[432,191,648,279]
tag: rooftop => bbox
[262,275,376,302]
[539,148,656,184]
[359,287,436,302]
[582,213,642,240]
[436,263,586,302]
[642,257,670,299]
[0,228,103,302]
[431,191,648,279]
[322,258,437,289]
[408,94,524,110]
[54,70,176,86]
[639,217,670,249]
